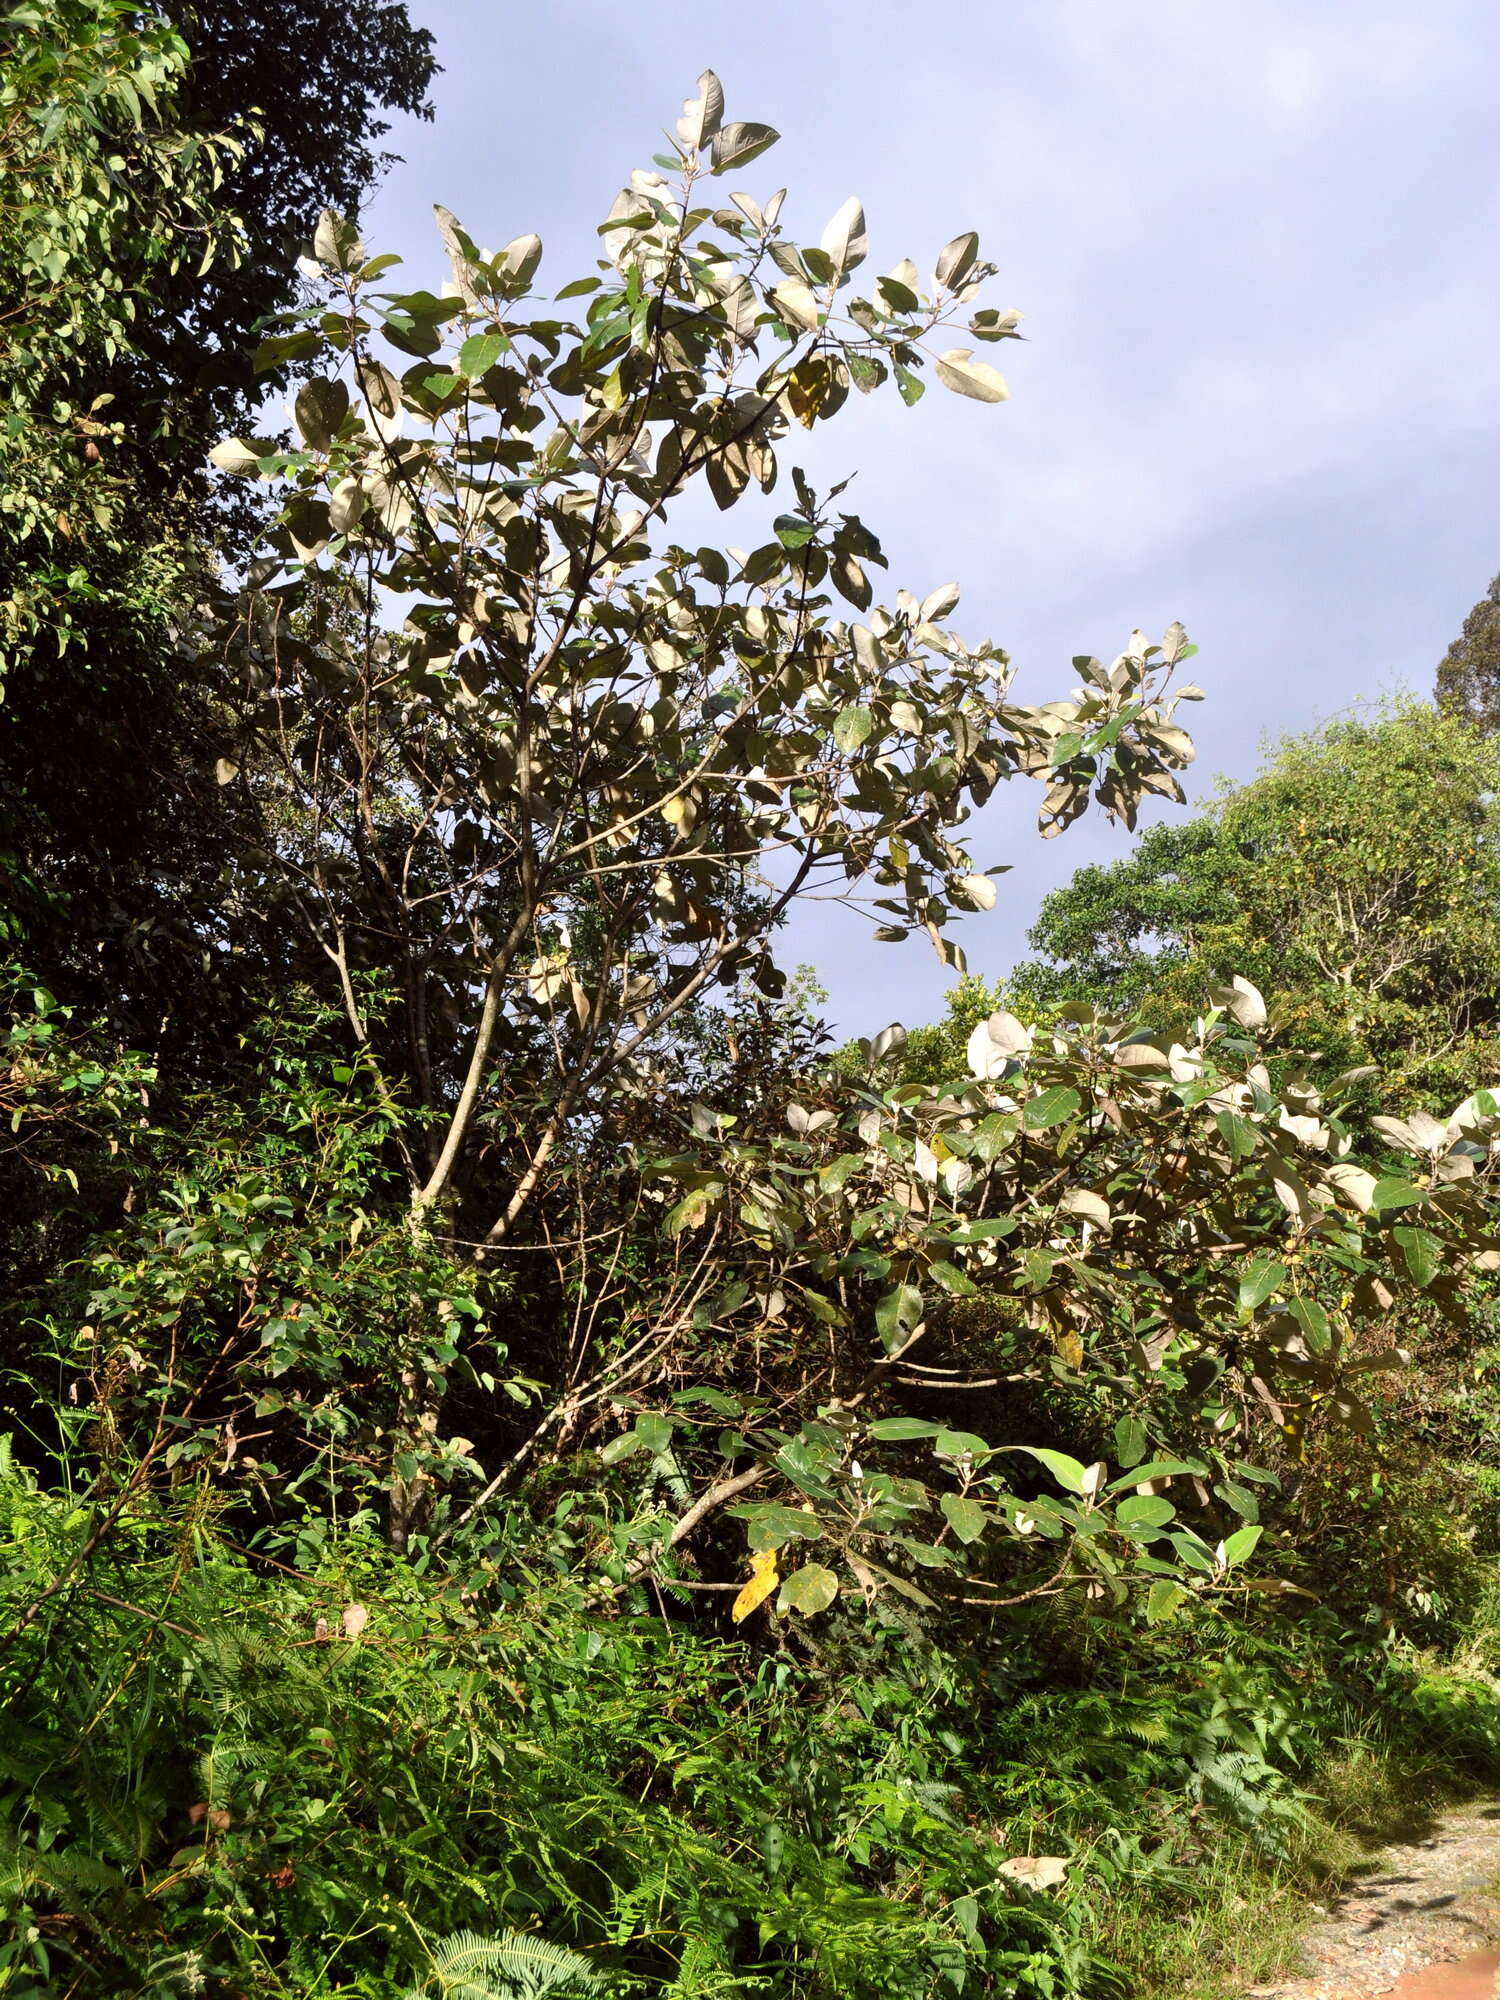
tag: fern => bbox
[664,1935,741,1999]
[1108,1710,1173,1748]
[405,1928,602,2000]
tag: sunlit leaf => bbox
[731,1548,780,1622]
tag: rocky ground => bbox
[1244,1800,1500,1999]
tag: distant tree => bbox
[1010,703,1500,1104]
[1006,818,1221,1017]
[1436,572,1500,736]
[832,969,1006,1084]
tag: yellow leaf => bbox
[731,1548,780,1623]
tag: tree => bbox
[1011,703,1500,1104]
[6,58,1500,2000]
[0,0,437,513]
[193,80,1500,1601]
[0,0,435,1045]
[211,80,1196,1248]
[1437,571,1500,736]
[140,0,439,474]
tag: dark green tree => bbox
[1009,702,1500,1103]
[0,0,435,1046]
[1437,571,1500,736]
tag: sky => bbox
[361,0,1500,1037]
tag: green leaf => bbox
[1169,1532,1216,1574]
[866,1418,941,1441]
[1214,1108,1259,1162]
[1391,1224,1442,1288]
[1113,1415,1147,1468]
[862,1562,936,1609]
[665,1188,717,1234]
[934,1429,991,1461]
[1372,1177,1426,1213]
[1146,1580,1187,1625]
[894,363,925,406]
[1288,1296,1331,1353]
[673,1387,743,1416]
[834,706,875,754]
[1238,1255,1286,1312]
[458,332,505,378]
[732,1503,823,1552]
[777,1563,839,1614]
[1115,1494,1175,1531]
[1221,1524,1263,1568]
[892,1535,957,1570]
[251,329,324,371]
[949,1217,1018,1242]
[1107,1458,1206,1491]
[940,1493,987,1544]
[600,1430,646,1464]
[773,513,815,548]
[874,1283,924,1352]
[878,275,922,315]
[1215,1478,1260,1522]
[1024,1087,1080,1132]
[636,1414,675,1454]
[1013,1445,1089,1495]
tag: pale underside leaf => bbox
[934,348,1010,403]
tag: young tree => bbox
[200,80,1500,1599]
[214,70,1197,1249]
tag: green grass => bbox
[1115,1660,1500,1999]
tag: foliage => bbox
[638,977,1500,1617]
[0,0,434,1045]
[0,0,239,665]
[195,72,1277,1577]
[210,78,1196,1244]
[0,1468,1108,1999]
[152,0,438,456]
[1436,570,1500,737]
[5,38,1500,2000]
[1010,703,1500,1102]
[402,1929,601,2000]
[5,1446,1500,2000]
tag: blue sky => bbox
[362,0,1500,1035]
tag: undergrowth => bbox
[5,1448,1500,2000]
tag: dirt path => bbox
[1244,1800,1500,2000]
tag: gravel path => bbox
[1244,1800,1500,2000]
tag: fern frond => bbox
[1113,1713,1173,1746]
[407,1927,602,2000]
